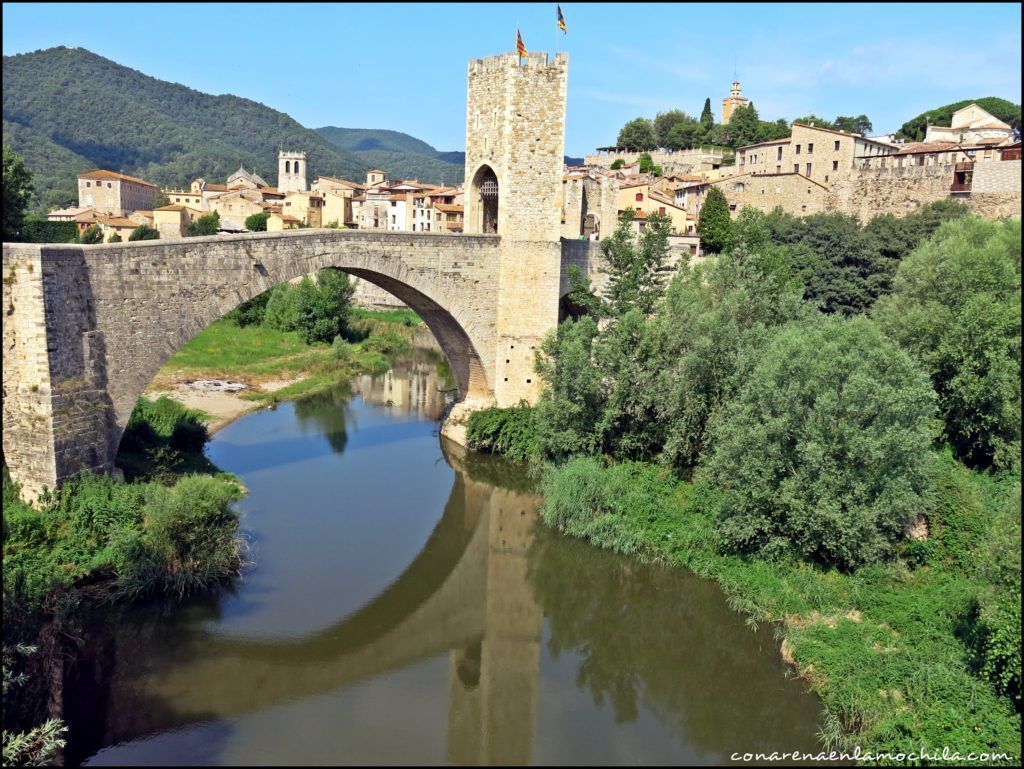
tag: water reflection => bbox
[72,348,824,766]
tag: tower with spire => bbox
[721,79,751,125]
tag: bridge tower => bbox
[463,51,568,407]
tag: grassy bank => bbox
[151,311,420,405]
[538,454,1021,759]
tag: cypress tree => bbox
[697,187,732,253]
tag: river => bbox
[64,342,826,765]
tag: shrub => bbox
[226,288,273,327]
[467,403,540,462]
[186,211,220,237]
[540,457,677,557]
[244,211,269,232]
[127,224,159,241]
[121,396,208,455]
[112,475,243,599]
[20,216,77,244]
[873,217,1021,471]
[78,224,103,244]
[107,232,122,243]
[705,316,938,570]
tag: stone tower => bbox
[278,150,308,192]
[463,51,568,407]
[721,80,751,125]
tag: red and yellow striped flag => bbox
[517,28,527,60]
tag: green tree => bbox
[696,186,732,253]
[3,145,34,241]
[609,158,625,170]
[128,224,159,241]
[616,117,657,150]
[700,97,714,132]
[793,115,835,130]
[108,232,122,243]
[833,114,872,135]
[600,209,673,316]
[187,211,220,236]
[873,217,1021,471]
[665,120,705,150]
[705,315,938,570]
[152,191,170,208]
[898,97,1021,141]
[245,211,269,232]
[653,110,692,147]
[654,214,810,469]
[78,224,104,244]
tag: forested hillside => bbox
[3,47,367,210]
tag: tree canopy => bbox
[3,145,33,241]
[616,117,657,150]
[897,97,1021,141]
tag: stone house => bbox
[77,169,158,216]
[924,103,1016,146]
[153,204,201,238]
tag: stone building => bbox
[924,103,1016,146]
[153,204,201,238]
[77,169,158,216]
[712,172,829,218]
[278,150,308,192]
[721,80,751,125]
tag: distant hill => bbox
[897,97,1021,141]
[316,126,585,186]
[3,47,367,210]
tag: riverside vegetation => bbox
[2,267,421,765]
[467,202,1021,758]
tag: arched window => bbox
[285,160,291,174]
[471,165,499,234]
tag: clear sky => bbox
[3,2,1021,156]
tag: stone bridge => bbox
[2,49,612,500]
[2,231,603,500]
[85,442,544,764]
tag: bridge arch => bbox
[2,230,504,498]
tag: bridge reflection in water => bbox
[73,354,824,766]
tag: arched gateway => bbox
[3,50,581,501]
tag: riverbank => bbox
[537,454,1021,760]
[144,310,424,433]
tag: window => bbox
[85,181,91,187]
[635,192,643,202]
[808,143,814,154]
[794,164,799,173]
[834,140,840,151]
[729,204,737,211]
[777,146,783,161]
[795,144,801,155]
[806,163,812,176]
[832,160,839,171]
[825,176,829,183]
[108,182,113,188]
[659,207,666,215]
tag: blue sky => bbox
[3,2,1021,155]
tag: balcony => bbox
[950,181,972,192]
[954,161,975,172]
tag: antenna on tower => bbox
[733,56,737,81]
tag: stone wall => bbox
[715,172,829,218]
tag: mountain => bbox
[897,97,1021,141]
[315,126,586,186]
[3,47,367,210]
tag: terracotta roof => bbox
[388,194,407,201]
[257,187,284,196]
[131,210,154,219]
[275,214,301,223]
[735,137,791,151]
[47,206,94,218]
[891,141,961,155]
[316,176,366,189]
[97,215,139,228]
[202,183,228,192]
[435,203,464,214]
[154,204,200,213]
[366,169,387,174]
[78,169,158,188]
[618,180,650,190]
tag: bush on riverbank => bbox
[706,315,938,570]
[467,403,540,464]
[117,396,214,482]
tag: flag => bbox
[557,5,566,33]
[517,28,527,60]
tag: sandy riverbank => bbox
[146,378,301,434]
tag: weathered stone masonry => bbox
[3,231,503,500]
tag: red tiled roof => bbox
[78,169,158,188]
